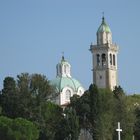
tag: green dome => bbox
[97,17,111,33]
[51,76,82,93]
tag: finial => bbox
[62,52,65,60]
[102,12,105,23]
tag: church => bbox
[51,56,85,106]
[51,16,118,106]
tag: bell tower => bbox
[90,16,119,90]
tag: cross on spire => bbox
[116,122,122,140]
[62,52,65,60]
[102,12,105,23]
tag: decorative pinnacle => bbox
[62,52,65,61]
[102,12,105,23]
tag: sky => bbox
[0,0,140,94]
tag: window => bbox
[113,54,115,66]
[110,53,112,65]
[100,75,102,79]
[65,90,71,100]
[96,54,100,66]
[102,53,106,66]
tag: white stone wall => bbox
[97,32,112,45]
[58,86,85,105]
[60,87,74,105]
[109,70,117,90]
[96,70,106,88]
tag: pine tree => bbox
[88,84,101,140]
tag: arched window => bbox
[96,54,100,66]
[110,53,112,65]
[113,54,115,66]
[102,53,106,66]
[66,89,71,100]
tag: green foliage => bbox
[70,91,90,130]
[0,77,20,118]
[64,107,80,140]
[113,86,133,140]
[0,116,39,140]
[0,106,2,115]
[98,89,114,140]
[38,101,64,140]
[88,84,101,140]
[113,86,125,99]
[126,94,140,111]
[2,77,16,94]
[0,74,140,140]
[69,85,138,140]
[0,73,64,140]
[0,116,13,140]
[125,95,140,140]
[134,107,140,140]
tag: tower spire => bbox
[102,12,105,24]
[90,17,118,90]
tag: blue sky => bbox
[0,0,140,94]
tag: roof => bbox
[97,17,111,33]
[51,76,83,93]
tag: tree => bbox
[88,85,115,140]
[64,107,80,140]
[0,116,39,140]
[70,85,114,140]
[0,77,20,118]
[113,86,125,99]
[69,91,91,131]
[0,116,12,140]
[16,73,54,119]
[30,73,53,101]
[88,84,101,140]
[113,86,132,140]
[38,101,65,140]
[126,95,140,140]
[98,89,114,140]
[134,107,140,140]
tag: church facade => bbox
[90,16,119,90]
